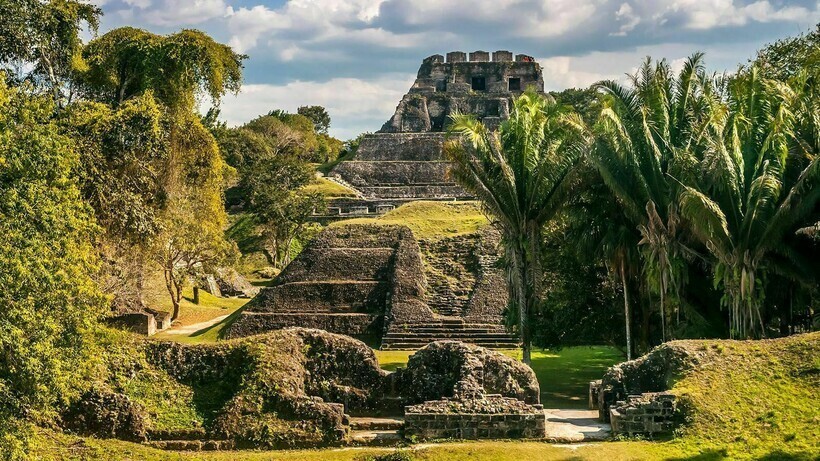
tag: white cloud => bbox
[106,0,228,26]
[631,0,818,30]
[612,3,641,36]
[538,56,621,90]
[216,75,414,139]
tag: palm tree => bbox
[446,92,589,363]
[566,178,641,359]
[591,54,710,341]
[678,66,820,338]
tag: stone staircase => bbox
[381,319,519,350]
[347,416,404,446]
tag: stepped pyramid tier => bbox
[226,224,518,349]
[317,51,545,219]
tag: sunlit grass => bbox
[374,346,623,409]
[332,201,489,241]
[302,176,358,198]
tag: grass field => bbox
[332,201,489,241]
[302,176,359,198]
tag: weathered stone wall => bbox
[225,312,383,339]
[251,281,388,313]
[404,395,546,440]
[597,343,699,422]
[336,161,453,187]
[351,133,447,161]
[608,392,678,437]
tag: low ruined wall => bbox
[597,343,698,422]
[404,396,546,440]
[609,392,678,436]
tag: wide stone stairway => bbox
[381,319,520,350]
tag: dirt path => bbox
[543,409,610,442]
[162,315,229,336]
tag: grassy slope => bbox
[331,201,489,241]
[31,334,819,460]
[664,333,820,459]
[303,176,358,198]
[143,271,248,328]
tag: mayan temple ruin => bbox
[229,51,546,348]
[324,50,545,217]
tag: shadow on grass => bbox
[187,303,250,340]
[664,448,729,461]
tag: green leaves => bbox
[79,27,244,111]
[0,79,105,430]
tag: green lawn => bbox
[332,201,489,241]
[302,176,358,198]
[374,346,624,409]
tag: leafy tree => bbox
[447,92,589,363]
[78,27,244,319]
[244,155,325,267]
[678,67,820,338]
[63,93,167,310]
[550,87,602,126]
[153,113,237,320]
[592,54,712,341]
[79,27,244,110]
[0,79,105,454]
[298,105,331,134]
[0,0,100,102]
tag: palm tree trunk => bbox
[512,241,531,364]
[660,288,666,342]
[620,259,632,361]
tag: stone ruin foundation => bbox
[404,395,546,440]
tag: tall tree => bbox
[592,54,711,341]
[678,67,820,338]
[0,0,100,102]
[0,79,105,455]
[79,27,243,110]
[447,92,589,363]
[79,27,244,319]
[298,105,331,134]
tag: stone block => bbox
[446,51,467,63]
[493,50,513,62]
[469,51,490,62]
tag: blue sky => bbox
[91,0,820,139]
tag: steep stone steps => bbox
[349,416,404,431]
[347,416,405,446]
[381,322,519,350]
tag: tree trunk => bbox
[193,286,200,305]
[512,242,531,365]
[164,267,180,321]
[659,287,666,343]
[620,259,632,361]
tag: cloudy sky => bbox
[91,0,819,139]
